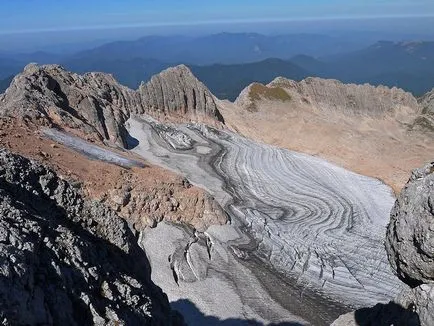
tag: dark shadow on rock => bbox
[0,169,171,325]
[354,301,420,326]
[172,299,306,326]
[123,128,140,150]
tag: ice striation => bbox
[125,116,404,313]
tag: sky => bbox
[1,0,434,34]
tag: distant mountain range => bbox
[1,34,434,98]
[191,41,434,99]
[68,32,370,65]
[190,58,310,101]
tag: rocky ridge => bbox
[236,76,420,117]
[0,148,180,325]
[0,64,223,148]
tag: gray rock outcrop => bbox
[386,163,434,286]
[138,65,224,123]
[414,89,434,132]
[235,76,420,117]
[0,64,223,147]
[398,285,434,326]
[0,148,179,325]
[386,162,434,326]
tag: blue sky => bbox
[2,0,434,34]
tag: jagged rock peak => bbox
[0,64,136,147]
[0,64,224,147]
[236,76,419,116]
[0,148,180,325]
[138,64,224,123]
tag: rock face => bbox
[398,285,434,326]
[386,162,434,326]
[0,64,135,147]
[138,65,224,124]
[420,88,434,115]
[236,76,419,116]
[386,163,434,285]
[0,64,223,147]
[0,148,178,325]
[415,89,434,132]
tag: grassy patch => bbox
[247,83,291,111]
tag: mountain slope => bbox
[321,41,434,95]
[219,76,433,191]
[0,64,223,147]
[415,88,434,132]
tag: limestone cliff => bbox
[138,65,224,124]
[0,64,223,147]
[236,76,419,117]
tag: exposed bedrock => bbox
[386,163,434,286]
[236,76,420,117]
[386,162,434,326]
[138,65,224,124]
[126,116,404,310]
[415,88,434,132]
[0,64,223,147]
[0,149,179,325]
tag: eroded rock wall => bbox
[0,148,178,325]
[0,64,223,147]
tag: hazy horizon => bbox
[1,16,434,53]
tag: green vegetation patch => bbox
[250,83,292,101]
[247,83,291,111]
